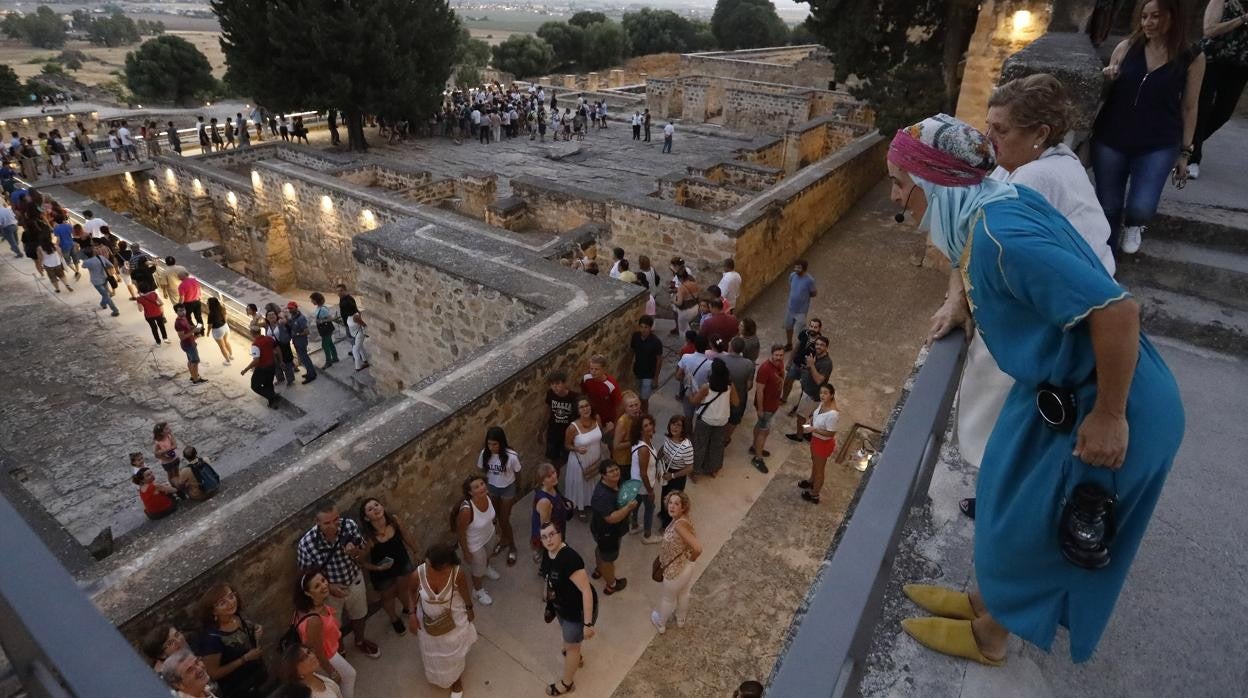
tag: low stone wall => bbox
[728,135,888,304]
[723,88,811,135]
[510,177,610,233]
[680,46,837,89]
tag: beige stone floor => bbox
[348,182,947,696]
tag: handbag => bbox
[651,549,686,583]
[578,453,600,481]
[419,565,458,636]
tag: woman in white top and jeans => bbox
[453,475,499,606]
[930,74,1118,518]
[629,415,661,543]
[477,425,522,565]
[799,382,839,504]
[688,358,740,480]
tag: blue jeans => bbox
[293,338,317,379]
[662,136,672,153]
[94,283,118,313]
[631,491,656,537]
[1091,140,1177,252]
[1,224,18,256]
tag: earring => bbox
[1033,143,1040,149]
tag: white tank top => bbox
[463,497,495,552]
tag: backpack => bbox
[279,612,316,651]
[189,459,221,494]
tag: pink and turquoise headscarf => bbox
[888,113,1017,262]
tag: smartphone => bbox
[377,556,395,569]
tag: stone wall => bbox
[729,135,887,304]
[680,46,836,89]
[723,88,812,135]
[356,243,542,393]
[510,178,609,233]
[955,0,1053,131]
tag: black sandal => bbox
[547,680,575,695]
[801,490,821,504]
[798,479,812,489]
[959,497,976,520]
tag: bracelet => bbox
[583,622,594,627]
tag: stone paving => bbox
[0,253,367,545]
[367,118,753,198]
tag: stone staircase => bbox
[1117,200,1248,356]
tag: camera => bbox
[1059,482,1117,570]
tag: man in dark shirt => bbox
[542,371,579,463]
[721,336,756,448]
[286,301,317,384]
[698,297,738,344]
[788,335,833,441]
[783,317,822,404]
[628,316,664,413]
[128,243,157,293]
[590,462,638,595]
[336,283,359,348]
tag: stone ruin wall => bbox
[355,247,542,393]
[679,46,837,89]
[723,89,812,135]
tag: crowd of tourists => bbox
[136,237,823,696]
[413,83,677,153]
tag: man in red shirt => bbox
[751,344,786,472]
[176,270,204,332]
[240,328,279,408]
[698,297,738,343]
[581,354,622,435]
[173,303,205,384]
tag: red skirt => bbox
[810,436,837,460]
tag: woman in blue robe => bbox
[887,114,1184,664]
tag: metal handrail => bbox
[767,330,968,697]
[0,494,169,697]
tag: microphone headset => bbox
[894,185,915,223]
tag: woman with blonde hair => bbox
[650,490,702,634]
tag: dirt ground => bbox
[0,31,226,87]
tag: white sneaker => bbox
[1121,226,1144,255]
[650,610,666,634]
[642,535,662,545]
[473,588,493,606]
[484,566,501,580]
[1188,163,1200,179]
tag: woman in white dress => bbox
[563,397,601,520]
[407,542,478,698]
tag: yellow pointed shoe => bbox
[902,583,977,620]
[901,617,1004,667]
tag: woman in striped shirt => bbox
[657,415,694,530]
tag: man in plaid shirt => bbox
[296,500,380,658]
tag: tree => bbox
[536,21,584,68]
[580,21,629,71]
[454,27,491,68]
[40,61,64,76]
[2,6,68,49]
[568,11,607,28]
[491,34,554,79]
[136,19,166,36]
[806,0,977,133]
[124,35,217,105]
[0,64,24,105]
[86,11,142,47]
[710,0,788,50]
[622,9,705,56]
[789,20,817,45]
[214,0,461,151]
[455,64,482,88]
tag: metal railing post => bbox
[0,495,169,697]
